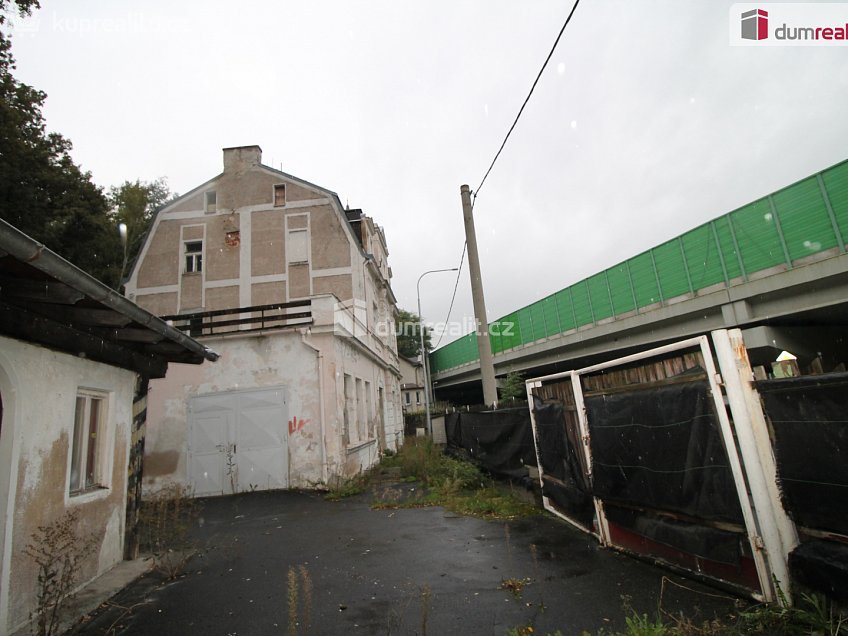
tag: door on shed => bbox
[188,387,288,496]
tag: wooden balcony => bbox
[162,300,312,337]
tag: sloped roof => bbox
[0,219,218,378]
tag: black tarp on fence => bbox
[444,408,536,480]
[789,539,848,602]
[531,396,594,528]
[758,373,848,601]
[757,373,848,535]
[585,380,744,524]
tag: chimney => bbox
[223,145,262,173]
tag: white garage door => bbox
[188,387,288,496]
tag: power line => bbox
[473,0,582,202]
[431,240,467,350]
[432,2,582,351]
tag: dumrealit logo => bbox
[774,22,848,41]
[741,9,768,40]
[731,4,848,46]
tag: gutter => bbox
[0,219,219,363]
[300,329,329,483]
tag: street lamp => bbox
[118,222,129,293]
[417,267,458,437]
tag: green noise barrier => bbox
[430,159,848,375]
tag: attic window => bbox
[274,184,286,207]
[205,191,217,213]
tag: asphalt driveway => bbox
[74,486,742,635]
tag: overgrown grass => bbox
[374,437,538,520]
[323,471,369,501]
[588,591,848,636]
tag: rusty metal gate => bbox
[527,334,791,600]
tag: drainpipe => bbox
[300,330,328,484]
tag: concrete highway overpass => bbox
[433,251,848,404]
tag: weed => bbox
[500,577,532,599]
[218,443,238,494]
[736,591,848,635]
[323,472,368,501]
[395,437,443,484]
[138,482,199,579]
[24,510,96,636]
[584,586,848,635]
[623,611,668,636]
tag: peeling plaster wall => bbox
[144,331,324,493]
[0,336,134,633]
[333,337,403,475]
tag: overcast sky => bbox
[9,1,848,347]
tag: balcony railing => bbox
[162,300,311,337]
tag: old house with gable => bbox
[124,145,403,496]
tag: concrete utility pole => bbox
[460,184,498,407]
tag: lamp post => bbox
[417,267,458,436]
[118,223,128,293]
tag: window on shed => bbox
[70,391,107,495]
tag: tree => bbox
[0,0,122,288]
[395,309,432,359]
[109,178,172,272]
[499,371,526,402]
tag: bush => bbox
[25,510,96,636]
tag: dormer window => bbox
[205,191,217,213]
[274,184,286,207]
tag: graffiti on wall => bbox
[288,416,310,435]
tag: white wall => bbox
[144,330,323,492]
[0,336,135,633]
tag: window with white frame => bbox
[69,390,107,495]
[343,374,354,445]
[365,381,373,437]
[185,240,203,273]
[287,228,308,264]
[355,378,365,441]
